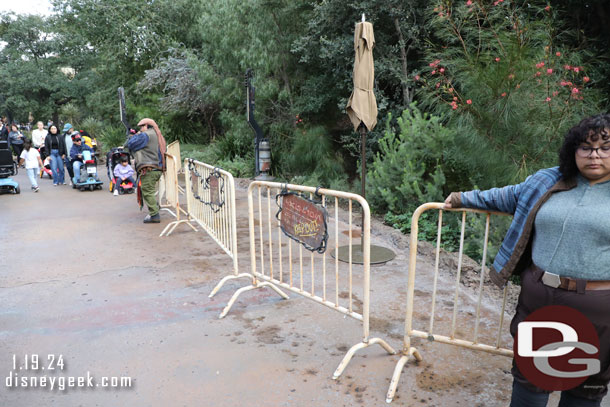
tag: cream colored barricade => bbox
[182,158,251,296]
[167,140,182,170]
[386,202,513,402]
[159,141,184,200]
[221,181,396,380]
[166,141,184,194]
[159,153,196,237]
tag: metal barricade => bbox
[159,153,196,237]
[386,202,513,402]
[183,158,251,296]
[167,140,182,171]
[166,141,184,194]
[221,181,396,380]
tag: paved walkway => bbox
[1,168,601,406]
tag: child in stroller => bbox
[39,155,53,179]
[107,147,135,195]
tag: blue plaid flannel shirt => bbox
[460,167,563,286]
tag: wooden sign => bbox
[209,174,221,206]
[277,193,328,253]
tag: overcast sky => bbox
[1,0,53,16]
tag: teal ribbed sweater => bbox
[532,175,610,280]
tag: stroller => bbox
[106,147,135,194]
[0,137,19,194]
[38,146,53,179]
[72,149,103,191]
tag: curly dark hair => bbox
[559,113,610,179]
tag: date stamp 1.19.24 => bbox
[11,354,65,372]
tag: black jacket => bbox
[0,125,8,143]
[44,133,67,156]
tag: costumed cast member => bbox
[126,118,166,223]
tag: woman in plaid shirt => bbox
[446,113,610,407]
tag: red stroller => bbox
[38,146,53,179]
[107,147,135,194]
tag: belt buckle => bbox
[541,271,561,288]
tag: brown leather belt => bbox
[532,264,610,291]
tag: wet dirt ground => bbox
[1,170,605,406]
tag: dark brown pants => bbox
[510,265,610,400]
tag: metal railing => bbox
[159,153,195,237]
[220,181,395,380]
[182,159,251,297]
[166,140,184,193]
[386,202,513,403]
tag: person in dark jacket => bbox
[69,135,93,181]
[445,113,610,407]
[0,119,8,142]
[62,123,77,181]
[44,124,66,185]
[126,118,166,223]
[0,121,9,148]
[8,124,25,162]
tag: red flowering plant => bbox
[414,0,602,188]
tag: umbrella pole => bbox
[360,125,366,248]
[331,124,395,265]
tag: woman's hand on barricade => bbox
[444,195,452,209]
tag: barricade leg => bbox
[160,207,176,218]
[219,281,289,319]
[332,337,397,380]
[385,347,423,403]
[159,219,197,237]
[209,273,256,298]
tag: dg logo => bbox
[515,305,600,391]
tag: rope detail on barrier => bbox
[187,159,225,212]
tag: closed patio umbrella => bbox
[346,20,377,135]
[334,15,394,265]
[346,17,376,205]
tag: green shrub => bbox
[215,130,252,161]
[416,1,603,189]
[98,125,128,154]
[385,211,460,252]
[286,125,347,188]
[181,143,219,164]
[181,143,254,178]
[367,104,512,265]
[80,117,104,139]
[289,171,351,192]
[216,156,253,178]
[367,104,451,215]
[59,102,81,127]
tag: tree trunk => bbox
[394,18,412,107]
[270,11,294,110]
